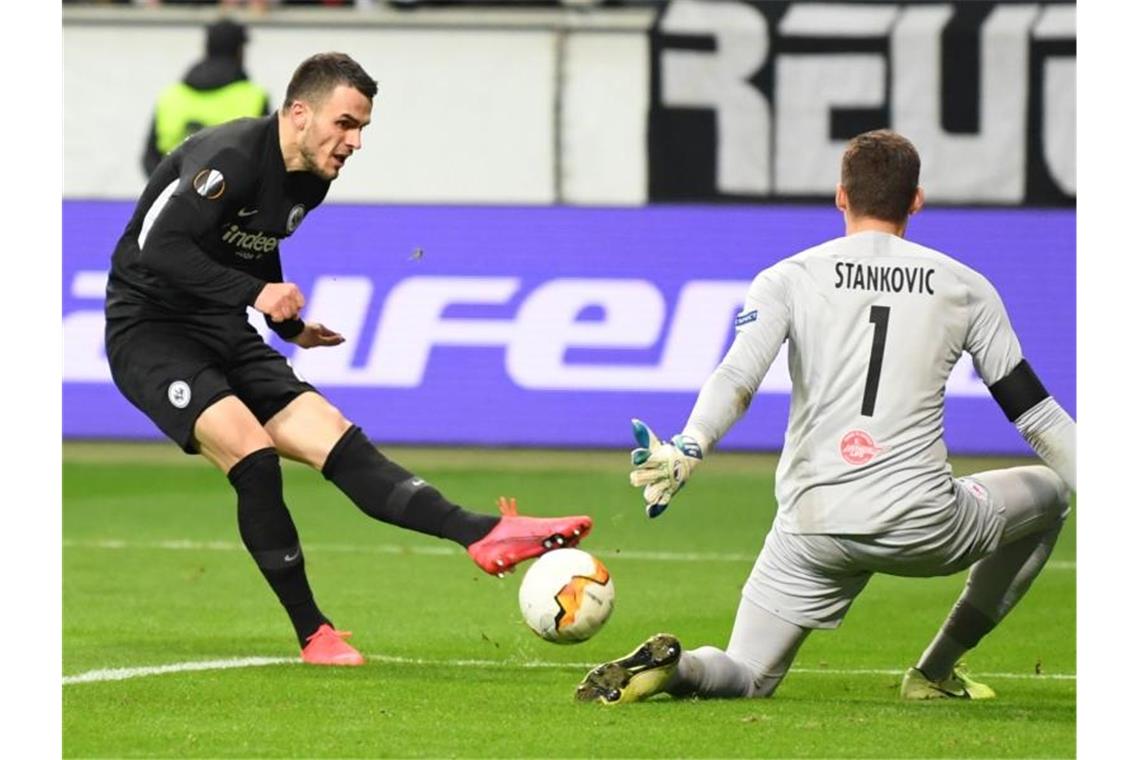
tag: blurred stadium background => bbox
[60,1,1077,757]
[63,0,1074,455]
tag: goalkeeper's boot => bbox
[467,497,592,576]
[900,665,996,700]
[575,633,682,705]
[300,624,365,666]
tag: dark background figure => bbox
[142,18,270,177]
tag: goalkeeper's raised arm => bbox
[628,266,792,517]
[682,264,793,453]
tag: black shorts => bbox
[105,314,317,454]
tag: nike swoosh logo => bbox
[411,478,425,487]
[283,550,300,562]
[237,207,259,217]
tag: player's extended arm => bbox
[967,274,1075,491]
[629,267,791,517]
[287,322,345,349]
[990,360,1076,491]
[681,269,791,453]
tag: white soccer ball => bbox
[518,548,615,644]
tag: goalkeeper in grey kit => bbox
[577,129,1075,703]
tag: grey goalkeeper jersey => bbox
[685,231,1023,535]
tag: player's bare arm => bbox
[287,321,344,349]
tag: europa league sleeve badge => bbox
[192,169,226,200]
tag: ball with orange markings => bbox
[518,548,615,644]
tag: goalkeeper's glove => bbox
[628,418,703,518]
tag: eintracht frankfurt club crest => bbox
[167,380,191,409]
[286,204,306,233]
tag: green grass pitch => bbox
[63,443,1075,758]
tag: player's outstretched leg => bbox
[577,597,810,703]
[575,633,682,704]
[907,465,1070,700]
[320,425,591,575]
[466,496,592,575]
[228,447,363,666]
[670,596,810,699]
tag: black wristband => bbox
[267,315,304,340]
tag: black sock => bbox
[228,448,329,647]
[942,600,998,649]
[322,426,498,547]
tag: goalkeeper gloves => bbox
[628,418,703,518]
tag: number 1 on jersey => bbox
[861,306,891,416]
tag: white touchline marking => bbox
[60,539,1077,570]
[361,655,1077,682]
[62,653,1076,686]
[788,667,1075,680]
[63,657,297,685]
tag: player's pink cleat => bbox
[300,624,365,666]
[467,497,593,576]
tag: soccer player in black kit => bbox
[104,52,592,665]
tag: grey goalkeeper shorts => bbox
[742,476,1007,630]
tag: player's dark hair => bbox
[283,53,377,110]
[841,130,921,224]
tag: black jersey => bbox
[106,115,330,340]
